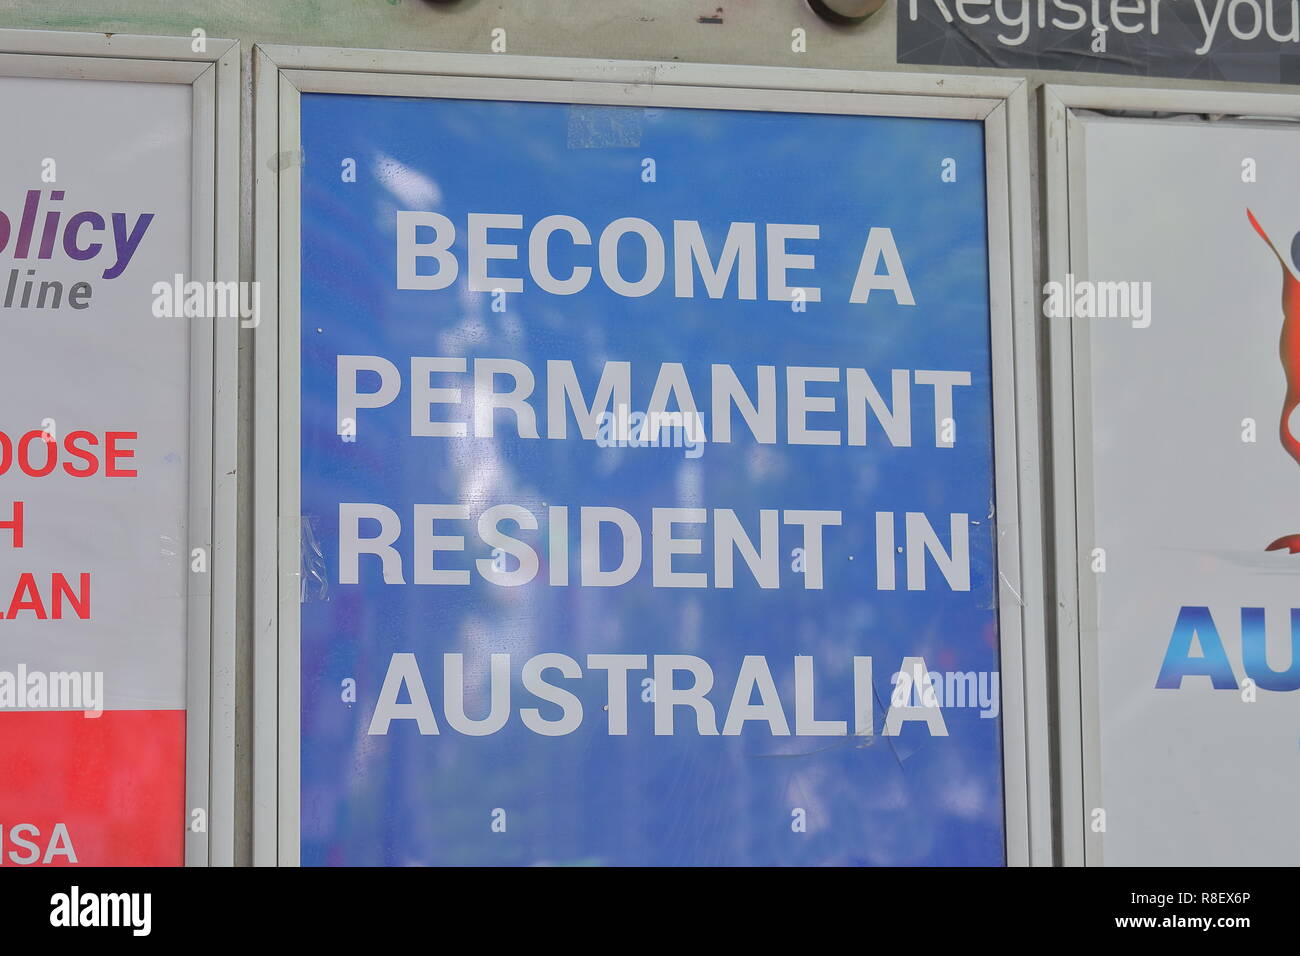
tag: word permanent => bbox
[339,357,971,449]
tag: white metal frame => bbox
[254,47,1051,867]
[1042,83,1300,867]
[0,28,240,867]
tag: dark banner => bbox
[898,0,1300,85]
[0,866,1277,941]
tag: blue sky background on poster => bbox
[298,93,1003,865]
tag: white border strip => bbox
[252,45,282,870]
[0,29,239,868]
[261,45,1023,99]
[1042,82,1300,867]
[0,27,234,62]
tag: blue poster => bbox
[298,90,1003,866]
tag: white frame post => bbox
[253,48,1050,867]
[1043,83,1300,867]
[0,28,240,867]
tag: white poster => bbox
[1075,116,1300,866]
[0,75,192,866]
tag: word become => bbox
[397,212,916,304]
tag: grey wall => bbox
[2,0,1291,866]
[5,2,896,68]
[4,0,1295,85]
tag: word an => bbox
[0,573,90,621]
